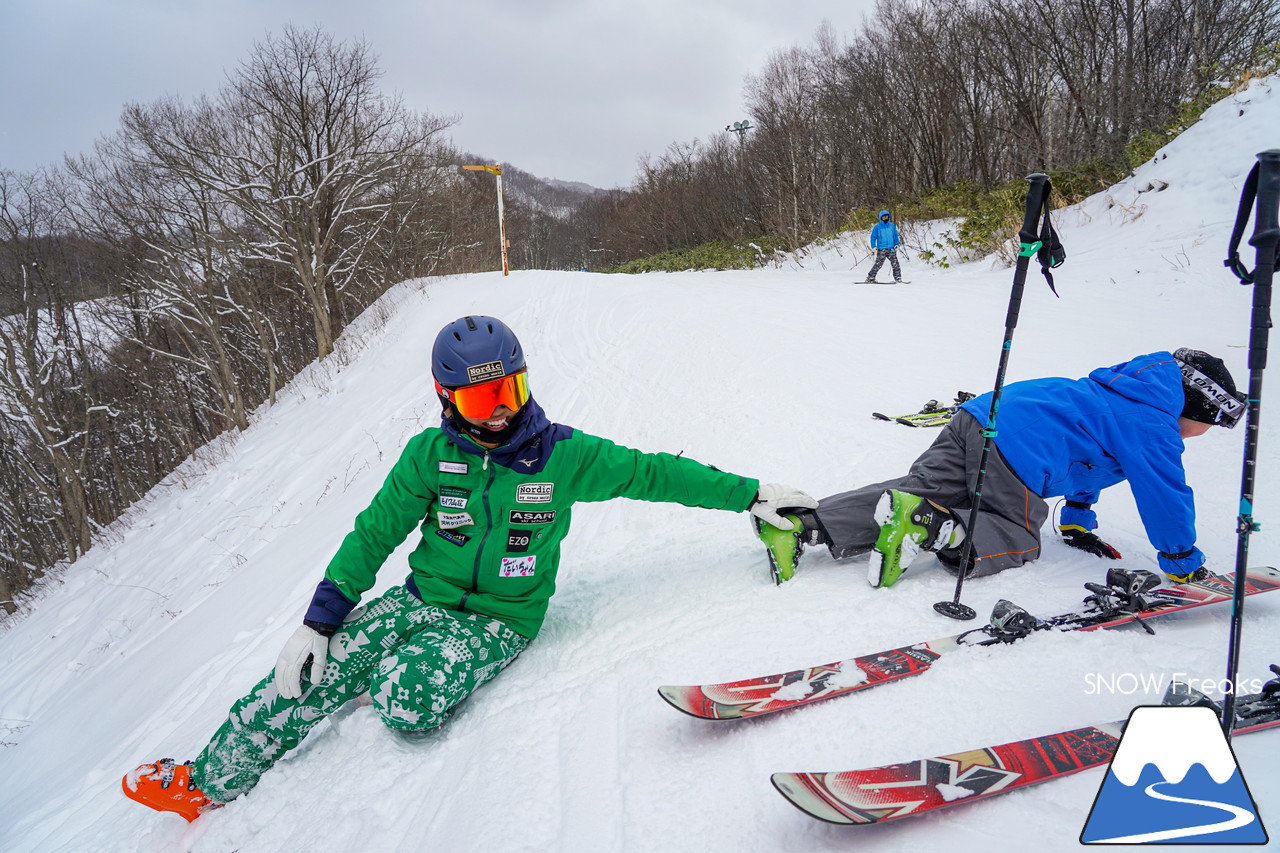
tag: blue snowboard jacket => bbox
[960,352,1203,574]
[869,211,900,250]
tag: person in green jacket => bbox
[123,314,815,821]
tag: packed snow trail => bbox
[1,77,1279,852]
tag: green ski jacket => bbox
[318,422,758,639]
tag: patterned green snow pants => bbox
[191,585,529,802]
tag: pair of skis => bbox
[872,391,975,427]
[771,668,1280,826]
[657,566,1280,825]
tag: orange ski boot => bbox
[121,758,218,821]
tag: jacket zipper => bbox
[459,449,494,611]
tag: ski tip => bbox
[771,773,863,825]
[656,685,691,712]
[656,685,717,720]
[871,412,891,421]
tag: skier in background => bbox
[864,209,903,283]
[754,349,1243,589]
[122,315,815,821]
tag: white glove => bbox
[749,483,818,530]
[274,624,331,700]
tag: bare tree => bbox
[113,26,456,359]
[0,170,97,608]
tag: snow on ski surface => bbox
[2,77,1278,853]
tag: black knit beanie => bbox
[1174,348,1244,427]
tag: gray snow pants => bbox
[815,410,1048,577]
[867,248,902,281]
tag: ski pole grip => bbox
[1019,173,1051,245]
[1252,150,1280,250]
[1248,150,1280,372]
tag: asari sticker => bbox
[437,511,474,529]
[509,509,556,524]
[499,555,536,577]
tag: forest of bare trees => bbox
[3,0,1278,613]
[0,27,515,612]
[583,0,1280,265]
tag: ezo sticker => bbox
[499,556,536,577]
[507,529,532,553]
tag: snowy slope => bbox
[2,77,1279,853]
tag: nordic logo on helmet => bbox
[466,360,507,384]
[1173,348,1246,428]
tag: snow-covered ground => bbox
[2,77,1279,852]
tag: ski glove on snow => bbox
[749,483,818,530]
[1059,525,1122,559]
[274,622,333,700]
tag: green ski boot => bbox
[868,490,961,588]
[753,514,805,585]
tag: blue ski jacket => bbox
[960,352,1203,575]
[869,211,899,250]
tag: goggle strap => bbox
[1177,362,1245,424]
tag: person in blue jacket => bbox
[864,209,902,283]
[754,349,1245,588]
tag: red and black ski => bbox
[657,567,1280,721]
[770,671,1280,825]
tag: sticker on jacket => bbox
[507,529,532,552]
[499,555,536,577]
[436,529,469,547]
[509,509,556,525]
[439,486,470,509]
[439,461,468,475]
[516,483,553,503]
[437,511,474,529]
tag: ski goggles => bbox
[435,369,530,419]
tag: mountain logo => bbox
[1080,704,1268,844]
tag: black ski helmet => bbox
[431,316,524,388]
[1173,348,1245,428]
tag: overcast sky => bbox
[1,0,879,190]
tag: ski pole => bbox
[1221,149,1280,734]
[934,173,1054,621]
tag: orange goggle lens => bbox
[435,370,530,419]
